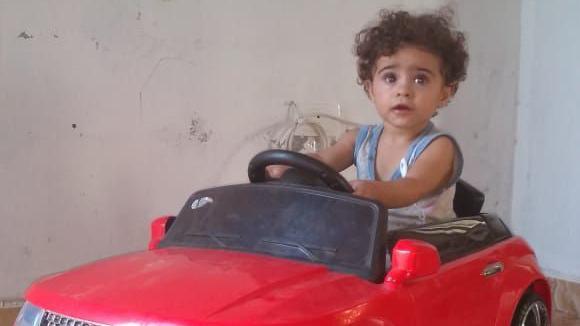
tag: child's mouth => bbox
[392,104,412,112]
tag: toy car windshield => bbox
[159,183,388,282]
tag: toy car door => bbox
[389,217,509,325]
[411,246,505,325]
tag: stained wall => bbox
[0,0,521,298]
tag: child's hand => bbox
[349,180,380,201]
[266,165,290,179]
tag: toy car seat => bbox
[453,179,485,217]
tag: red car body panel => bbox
[25,234,547,325]
[26,248,413,325]
[493,237,552,325]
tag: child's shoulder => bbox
[353,124,383,142]
[409,124,461,157]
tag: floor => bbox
[0,307,579,325]
[553,310,580,326]
[0,308,18,326]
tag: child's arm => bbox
[350,136,455,208]
[309,129,357,172]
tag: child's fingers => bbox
[266,165,289,178]
[349,180,375,199]
[349,180,363,190]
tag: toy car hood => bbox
[25,247,384,325]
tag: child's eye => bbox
[382,73,397,83]
[414,74,429,85]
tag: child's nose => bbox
[396,78,413,97]
[397,89,411,97]
[396,85,412,97]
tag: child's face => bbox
[366,45,452,131]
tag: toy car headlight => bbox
[14,302,44,326]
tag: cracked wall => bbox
[0,0,520,298]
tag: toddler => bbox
[270,8,469,226]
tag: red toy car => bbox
[16,150,551,325]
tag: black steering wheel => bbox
[248,149,354,193]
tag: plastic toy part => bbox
[385,239,441,286]
[148,216,174,250]
[248,149,354,193]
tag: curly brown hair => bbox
[355,8,468,94]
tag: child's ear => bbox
[364,80,374,100]
[439,83,456,107]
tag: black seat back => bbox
[453,179,485,217]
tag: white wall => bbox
[0,0,522,298]
[440,1,521,220]
[513,0,580,282]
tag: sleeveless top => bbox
[353,122,463,229]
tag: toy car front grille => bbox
[40,310,104,326]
